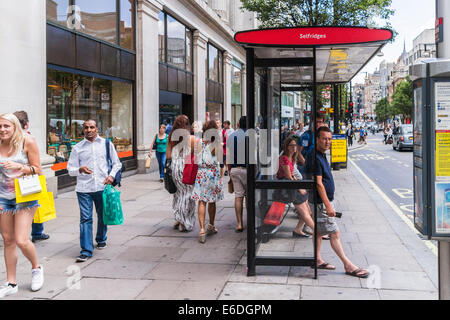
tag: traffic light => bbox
[348,101,354,114]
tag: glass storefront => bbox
[47,68,133,167]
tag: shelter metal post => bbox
[246,48,256,277]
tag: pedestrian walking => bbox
[166,115,196,232]
[13,111,50,243]
[306,126,369,277]
[276,137,315,238]
[227,116,247,232]
[0,113,44,298]
[192,120,224,243]
[346,125,354,147]
[165,119,173,134]
[67,119,122,263]
[149,124,168,182]
[383,125,389,144]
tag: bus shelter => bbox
[234,27,393,277]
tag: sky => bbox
[352,0,436,84]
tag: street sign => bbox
[331,134,347,164]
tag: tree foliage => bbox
[391,77,413,120]
[240,0,395,31]
[374,97,390,123]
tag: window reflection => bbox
[120,0,134,50]
[208,44,219,82]
[76,0,117,44]
[167,15,186,69]
[46,0,70,27]
[47,69,133,164]
[158,12,165,62]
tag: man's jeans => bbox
[77,191,107,257]
[155,151,166,179]
[31,223,44,238]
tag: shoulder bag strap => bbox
[105,139,112,173]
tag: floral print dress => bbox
[191,140,224,203]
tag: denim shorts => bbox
[0,198,39,214]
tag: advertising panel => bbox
[434,82,450,236]
[331,134,347,163]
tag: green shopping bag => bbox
[102,184,124,225]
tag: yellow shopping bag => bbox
[33,192,56,224]
[14,175,47,203]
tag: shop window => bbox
[208,44,219,82]
[46,0,70,27]
[158,11,165,62]
[47,69,133,168]
[158,12,192,72]
[206,102,222,122]
[47,0,135,51]
[167,15,187,69]
[231,63,242,128]
[120,0,134,50]
[76,0,117,44]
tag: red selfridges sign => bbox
[234,27,393,46]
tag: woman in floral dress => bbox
[166,115,196,232]
[191,120,224,243]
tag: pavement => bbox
[0,157,439,300]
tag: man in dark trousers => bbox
[67,120,122,262]
[307,126,369,278]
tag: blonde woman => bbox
[0,113,44,298]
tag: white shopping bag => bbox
[17,174,42,196]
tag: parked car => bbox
[392,124,413,151]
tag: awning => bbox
[235,27,393,83]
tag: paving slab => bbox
[300,286,380,300]
[229,265,289,284]
[146,262,234,282]
[81,259,158,279]
[53,278,151,300]
[378,289,438,300]
[219,282,301,300]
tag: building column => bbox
[193,30,208,124]
[223,51,233,122]
[135,0,163,173]
[241,65,247,116]
[0,0,56,192]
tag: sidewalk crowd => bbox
[0,112,437,300]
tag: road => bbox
[348,131,414,221]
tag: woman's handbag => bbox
[14,175,47,203]
[145,154,152,169]
[182,154,198,185]
[164,159,177,194]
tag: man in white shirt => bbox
[67,120,122,262]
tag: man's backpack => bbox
[105,139,125,187]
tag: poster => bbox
[436,130,450,180]
[331,134,347,163]
[435,183,450,234]
[435,82,450,130]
